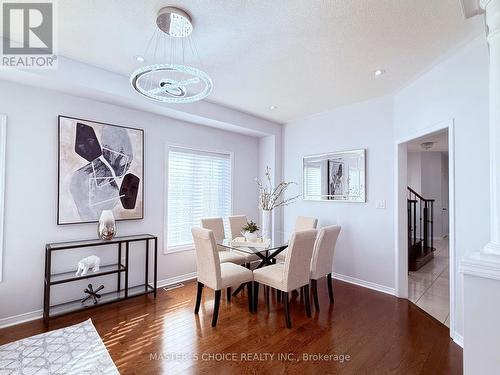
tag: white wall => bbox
[407,152,422,193]
[0,80,262,321]
[407,151,449,238]
[283,96,395,290]
[394,35,490,338]
[463,274,500,374]
[421,152,448,238]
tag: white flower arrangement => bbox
[255,166,300,211]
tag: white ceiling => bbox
[25,1,487,123]
[407,130,449,152]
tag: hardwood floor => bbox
[0,279,462,374]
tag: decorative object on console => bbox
[303,149,366,202]
[98,210,116,240]
[256,166,300,241]
[75,255,101,276]
[242,220,259,242]
[58,116,144,224]
[81,284,104,304]
[130,6,213,104]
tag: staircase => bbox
[407,186,435,271]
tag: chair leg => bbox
[283,292,292,328]
[304,284,311,318]
[311,279,320,312]
[212,290,222,327]
[265,286,270,313]
[226,287,232,302]
[327,273,334,303]
[247,282,253,312]
[253,282,259,312]
[194,282,204,314]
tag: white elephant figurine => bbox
[75,255,101,277]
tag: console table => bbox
[43,234,157,324]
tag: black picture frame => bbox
[57,115,144,225]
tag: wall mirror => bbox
[303,149,366,202]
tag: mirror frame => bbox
[302,148,366,203]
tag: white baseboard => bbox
[0,272,198,330]
[332,272,396,296]
[452,332,463,348]
[157,272,197,288]
[0,309,42,329]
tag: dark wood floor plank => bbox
[0,279,461,374]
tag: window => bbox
[167,147,232,249]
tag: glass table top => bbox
[218,238,288,254]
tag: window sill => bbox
[165,244,195,254]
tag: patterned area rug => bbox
[0,319,119,374]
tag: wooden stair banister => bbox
[407,186,435,271]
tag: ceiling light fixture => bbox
[130,7,213,104]
[374,69,386,77]
[421,141,435,150]
[269,105,277,110]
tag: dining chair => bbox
[310,225,341,311]
[200,217,246,266]
[228,215,248,239]
[276,216,318,261]
[192,227,254,327]
[295,216,319,231]
[228,215,260,267]
[253,229,317,328]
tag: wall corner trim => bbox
[452,332,464,348]
[460,251,500,281]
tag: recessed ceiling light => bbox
[135,55,145,63]
[374,69,386,77]
[269,105,277,110]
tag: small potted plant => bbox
[242,221,259,242]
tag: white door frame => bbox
[0,115,6,283]
[394,119,457,341]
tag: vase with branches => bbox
[256,166,300,240]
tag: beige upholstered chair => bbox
[228,215,247,239]
[200,217,246,265]
[295,216,319,231]
[192,227,254,327]
[310,225,341,311]
[228,215,260,266]
[253,229,317,328]
[200,217,226,243]
[276,216,318,261]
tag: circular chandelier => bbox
[130,7,213,104]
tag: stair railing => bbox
[407,186,435,258]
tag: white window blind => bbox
[167,147,231,248]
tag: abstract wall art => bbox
[58,116,144,224]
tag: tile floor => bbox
[408,239,450,327]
